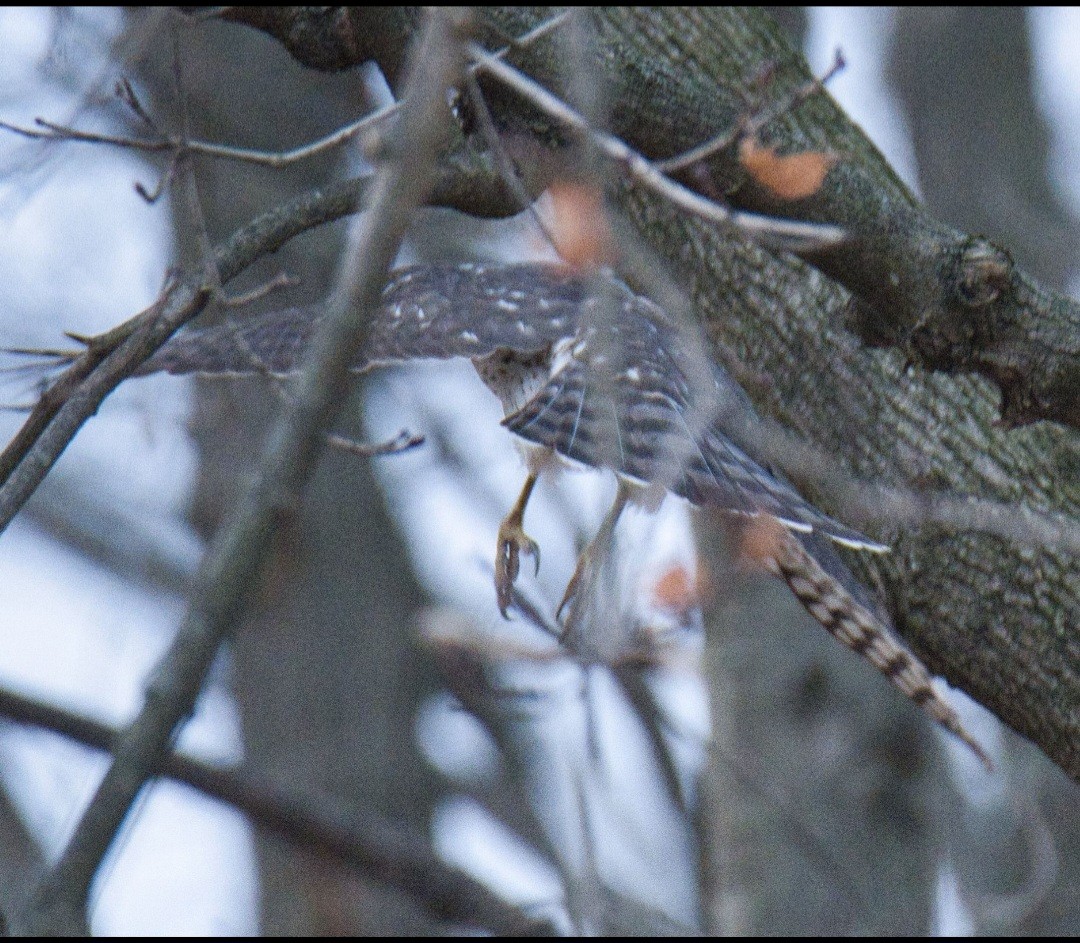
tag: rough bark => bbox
[225,6,1078,781]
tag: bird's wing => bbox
[134,263,593,378]
[137,308,321,377]
[502,295,886,552]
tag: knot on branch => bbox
[884,235,1080,431]
[908,238,1014,366]
[955,239,1011,308]
[994,348,1080,430]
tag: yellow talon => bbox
[555,564,582,623]
[495,472,540,618]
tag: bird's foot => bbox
[495,513,540,618]
[557,483,633,631]
[555,554,588,625]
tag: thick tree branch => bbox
[227,7,1079,778]
[240,7,1078,430]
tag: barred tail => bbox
[765,527,992,770]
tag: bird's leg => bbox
[557,480,633,628]
[495,471,541,618]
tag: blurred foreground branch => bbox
[14,9,471,934]
[0,686,551,935]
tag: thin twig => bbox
[463,72,558,248]
[220,272,298,308]
[0,685,554,935]
[115,77,165,135]
[134,149,178,204]
[656,48,847,174]
[466,42,848,255]
[0,11,573,172]
[0,174,373,537]
[0,106,397,170]
[16,9,469,934]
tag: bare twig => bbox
[611,666,693,817]
[463,71,558,247]
[656,49,846,175]
[0,685,554,935]
[0,105,398,170]
[134,148,178,203]
[0,11,572,172]
[115,77,165,135]
[0,174,371,539]
[467,42,848,256]
[15,9,470,934]
[219,272,298,308]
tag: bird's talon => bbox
[495,519,539,618]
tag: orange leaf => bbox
[652,563,709,614]
[738,136,837,200]
[547,181,615,268]
[737,514,789,570]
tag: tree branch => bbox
[238,7,1079,430]
[0,686,553,935]
[224,7,1079,778]
[14,9,473,934]
[0,142,528,544]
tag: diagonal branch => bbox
[14,9,472,934]
[241,7,1078,431]
[466,41,847,256]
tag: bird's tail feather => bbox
[762,520,992,770]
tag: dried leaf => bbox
[737,514,788,570]
[739,136,837,200]
[651,563,708,615]
[547,181,616,267]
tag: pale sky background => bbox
[0,8,1076,934]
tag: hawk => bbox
[10,261,988,764]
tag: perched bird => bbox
[7,261,988,765]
